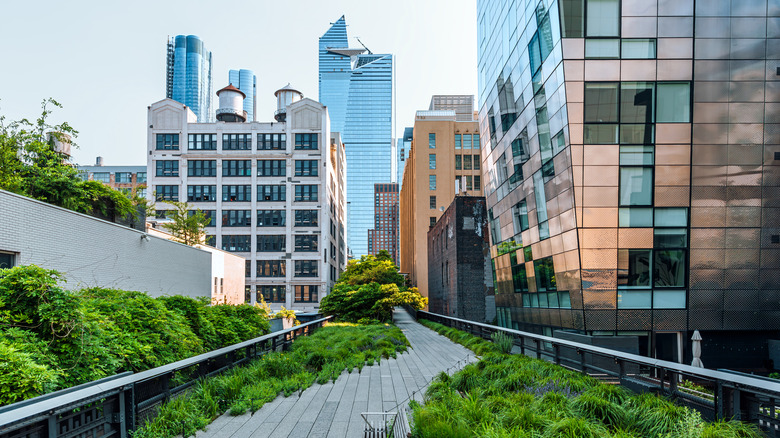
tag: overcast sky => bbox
[0,0,478,166]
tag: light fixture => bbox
[140,234,151,242]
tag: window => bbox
[533,171,549,240]
[294,285,318,302]
[258,133,286,150]
[654,249,686,287]
[295,185,318,202]
[473,155,480,170]
[429,175,436,190]
[257,185,285,202]
[257,160,286,177]
[223,160,251,177]
[619,167,653,206]
[257,210,286,227]
[260,286,286,303]
[188,134,216,150]
[474,175,481,191]
[618,249,651,288]
[92,172,110,183]
[295,160,318,177]
[257,235,286,252]
[430,217,436,227]
[534,257,557,292]
[429,154,436,170]
[294,210,318,227]
[188,185,217,202]
[156,134,179,150]
[622,39,656,59]
[656,83,691,123]
[137,188,147,198]
[222,134,251,150]
[465,175,473,190]
[136,172,147,183]
[455,155,462,170]
[155,210,170,219]
[585,39,619,58]
[115,172,132,183]
[191,210,215,227]
[429,196,436,209]
[463,155,472,170]
[223,185,252,202]
[295,235,318,252]
[295,133,318,150]
[455,134,462,149]
[295,260,318,277]
[463,134,473,149]
[155,185,178,201]
[205,235,216,246]
[188,160,216,177]
[257,260,286,277]
[222,235,251,252]
[222,210,251,227]
[513,200,529,233]
[586,0,619,37]
[0,252,15,269]
[428,133,436,148]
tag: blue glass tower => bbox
[319,16,394,257]
[166,35,213,122]
[228,69,257,121]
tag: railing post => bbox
[733,389,742,421]
[716,381,725,420]
[534,339,541,359]
[659,368,666,394]
[553,345,560,365]
[617,358,625,379]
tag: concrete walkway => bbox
[195,308,477,438]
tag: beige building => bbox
[400,96,481,298]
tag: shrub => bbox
[491,331,514,354]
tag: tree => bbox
[160,201,211,246]
[338,254,405,288]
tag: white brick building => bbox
[146,87,347,311]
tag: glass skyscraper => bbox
[319,16,394,257]
[477,0,779,369]
[229,69,257,122]
[166,35,213,123]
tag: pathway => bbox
[194,308,477,438]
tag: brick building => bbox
[367,183,399,265]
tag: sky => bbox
[0,0,478,166]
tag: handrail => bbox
[0,316,332,437]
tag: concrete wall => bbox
[0,190,211,297]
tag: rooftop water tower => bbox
[216,84,247,122]
[274,84,303,122]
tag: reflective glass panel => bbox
[621,39,656,59]
[653,290,686,309]
[585,39,620,58]
[654,249,686,287]
[619,167,653,206]
[654,208,687,227]
[618,290,652,308]
[586,0,620,37]
[619,207,653,227]
[656,83,691,122]
[620,145,654,165]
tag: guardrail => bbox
[416,310,780,436]
[0,316,332,438]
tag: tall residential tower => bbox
[166,35,213,122]
[229,69,257,122]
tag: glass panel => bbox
[559,291,571,308]
[619,167,653,206]
[531,294,540,307]
[585,83,619,123]
[534,257,557,292]
[619,249,652,287]
[533,171,548,223]
[654,228,687,248]
[584,124,619,144]
[560,0,585,37]
[653,290,686,309]
[656,83,691,123]
[622,39,656,59]
[522,294,531,307]
[586,0,620,37]
[619,124,654,145]
[620,82,655,124]
[585,39,620,58]
[654,249,686,287]
[620,145,654,165]
[654,208,687,227]
[619,207,653,227]
[548,291,559,308]
[618,290,652,308]
[538,292,549,308]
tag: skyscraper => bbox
[319,16,394,257]
[229,69,257,122]
[166,35,213,122]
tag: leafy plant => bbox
[491,331,514,354]
[159,201,211,246]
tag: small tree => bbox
[161,201,210,246]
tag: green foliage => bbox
[0,265,270,405]
[338,253,404,287]
[159,201,210,246]
[134,323,409,438]
[491,331,514,354]
[410,321,763,438]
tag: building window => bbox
[136,172,147,183]
[257,160,286,177]
[205,235,216,247]
[155,185,178,201]
[533,171,549,240]
[188,185,217,202]
[257,260,286,277]
[429,196,436,209]
[463,155,472,170]
[294,285,318,302]
[260,286,286,303]
[455,134,461,149]
[156,133,179,150]
[295,160,318,177]
[430,217,436,227]
[429,175,436,190]
[513,200,529,233]
[295,133,318,150]
[295,185,318,202]
[246,260,251,277]
[137,188,147,198]
[92,172,110,183]
[656,83,691,123]
[257,210,286,227]
[258,133,286,150]
[586,0,619,37]
[257,235,286,252]
[464,134,474,149]
[257,185,285,202]
[428,133,436,148]
[0,252,15,269]
[190,209,215,227]
[222,133,251,150]
[619,167,653,206]
[295,235,318,252]
[294,210,318,227]
[294,260,318,277]
[455,155,462,170]
[223,160,252,177]
[465,175,473,190]
[222,235,251,252]
[222,210,251,227]
[115,172,132,183]
[188,134,217,150]
[223,185,252,202]
[473,155,481,170]
[188,160,217,177]
[429,154,436,169]
[534,257,557,292]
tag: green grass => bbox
[412,320,763,438]
[133,323,408,438]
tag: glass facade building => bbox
[166,35,213,122]
[319,16,394,257]
[478,0,779,368]
[229,69,257,122]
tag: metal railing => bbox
[361,408,411,438]
[0,316,332,438]
[416,310,780,436]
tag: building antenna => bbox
[355,37,372,54]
